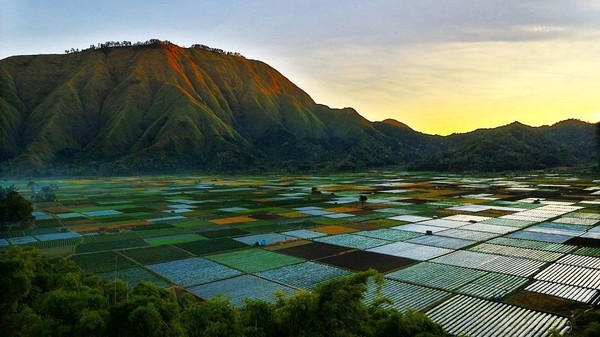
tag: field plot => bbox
[364,279,450,312]
[98,266,170,288]
[457,272,528,299]
[432,251,545,277]
[386,262,485,291]
[318,250,416,272]
[273,242,353,259]
[5,172,600,336]
[368,241,453,261]
[355,228,422,241]
[206,248,304,273]
[256,261,351,290]
[119,245,193,265]
[525,281,599,304]
[468,243,564,262]
[426,295,571,337]
[188,274,296,306]
[313,234,390,250]
[148,257,242,287]
[534,263,600,289]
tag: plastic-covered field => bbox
[34,232,82,241]
[480,217,536,228]
[507,230,572,243]
[460,223,518,234]
[313,234,390,250]
[206,248,304,273]
[418,219,471,229]
[282,229,326,239]
[426,295,570,337]
[436,228,499,242]
[468,243,564,262]
[535,263,600,289]
[526,281,598,304]
[457,272,528,299]
[432,251,545,277]
[148,257,242,287]
[406,235,475,249]
[355,228,422,242]
[488,237,576,253]
[386,262,485,291]
[188,274,296,306]
[364,279,450,312]
[256,261,350,290]
[368,242,453,261]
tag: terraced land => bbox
[3,172,600,336]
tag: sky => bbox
[2,0,599,135]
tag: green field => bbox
[2,172,600,334]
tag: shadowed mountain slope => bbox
[0,41,597,174]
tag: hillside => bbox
[0,41,597,174]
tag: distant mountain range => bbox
[0,40,597,175]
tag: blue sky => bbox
[2,0,599,134]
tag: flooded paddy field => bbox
[2,172,600,337]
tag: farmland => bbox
[2,172,600,336]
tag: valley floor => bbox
[2,172,600,337]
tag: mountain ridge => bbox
[0,41,597,175]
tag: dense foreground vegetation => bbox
[0,246,446,337]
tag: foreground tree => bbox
[0,186,34,232]
[0,246,445,337]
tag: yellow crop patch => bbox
[210,216,257,225]
[279,211,308,218]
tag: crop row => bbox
[426,295,571,337]
[148,257,241,287]
[432,251,545,277]
[314,234,390,250]
[535,263,600,289]
[556,254,600,269]
[468,243,563,262]
[256,261,350,290]
[526,281,598,304]
[189,274,296,306]
[488,237,576,253]
[363,278,450,312]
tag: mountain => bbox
[0,40,597,174]
[410,120,598,171]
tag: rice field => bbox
[3,172,600,336]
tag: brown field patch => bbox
[71,220,150,233]
[313,225,358,234]
[318,250,417,273]
[505,290,587,317]
[210,216,257,225]
[275,241,354,260]
[279,211,309,218]
[40,206,73,214]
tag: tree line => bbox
[0,246,446,337]
[63,39,244,57]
